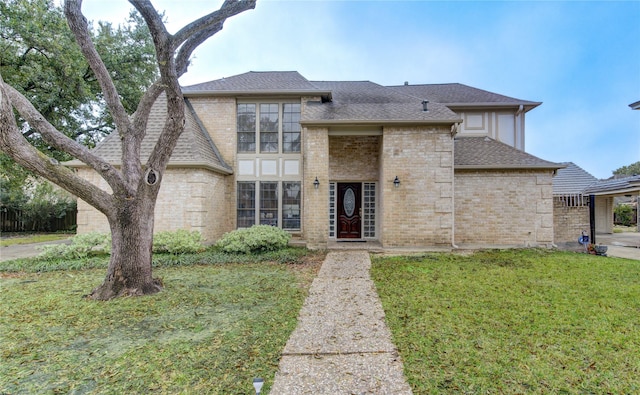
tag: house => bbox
[553,162,640,243]
[70,71,564,249]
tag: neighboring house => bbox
[69,71,564,249]
[553,162,640,241]
[552,162,597,244]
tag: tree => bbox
[0,0,256,300]
[0,0,158,154]
[613,161,640,177]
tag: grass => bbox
[0,251,323,394]
[0,232,74,247]
[372,249,640,394]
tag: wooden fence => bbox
[1,207,77,233]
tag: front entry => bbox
[337,183,361,238]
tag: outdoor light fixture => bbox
[253,378,264,395]
[314,177,320,189]
[394,176,400,188]
[422,100,429,112]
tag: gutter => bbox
[301,118,463,127]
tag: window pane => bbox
[237,182,255,228]
[259,103,279,153]
[260,182,278,226]
[237,104,256,152]
[283,103,301,153]
[283,182,301,230]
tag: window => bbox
[283,182,301,229]
[237,102,300,153]
[237,182,256,228]
[283,103,301,153]
[260,182,278,226]
[237,104,256,152]
[237,181,301,230]
[260,104,279,152]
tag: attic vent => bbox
[422,100,429,112]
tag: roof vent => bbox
[422,100,429,112]
[404,81,409,86]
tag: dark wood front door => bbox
[337,183,361,239]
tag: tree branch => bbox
[1,75,114,215]
[172,0,257,52]
[3,82,128,196]
[63,0,131,136]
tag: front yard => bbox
[372,249,640,394]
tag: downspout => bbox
[451,122,460,249]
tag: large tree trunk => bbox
[88,198,162,300]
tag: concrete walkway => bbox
[270,250,412,394]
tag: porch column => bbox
[302,127,329,249]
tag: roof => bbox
[454,136,563,170]
[182,71,330,98]
[630,100,640,110]
[303,80,461,125]
[389,83,541,110]
[552,162,598,196]
[65,95,232,173]
[584,175,640,195]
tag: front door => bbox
[337,183,361,238]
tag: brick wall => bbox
[76,167,231,242]
[380,126,454,247]
[553,198,590,244]
[454,169,555,246]
[329,136,380,181]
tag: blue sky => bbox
[81,0,640,179]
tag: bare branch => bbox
[63,0,132,135]
[0,76,114,215]
[172,0,257,52]
[175,23,223,77]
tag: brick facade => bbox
[76,167,231,243]
[302,127,330,248]
[454,170,555,246]
[380,126,454,247]
[329,136,380,181]
[553,198,589,244]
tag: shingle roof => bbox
[182,71,327,96]
[552,162,598,196]
[65,94,231,173]
[584,175,640,195]
[303,81,461,124]
[389,83,541,109]
[454,136,563,169]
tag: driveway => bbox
[0,239,71,262]
[597,232,640,260]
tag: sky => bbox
[78,0,640,179]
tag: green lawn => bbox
[0,259,320,394]
[372,249,640,394]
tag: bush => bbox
[37,232,110,260]
[614,205,634,226]
[215,225,291,254]
[153,229,205,254]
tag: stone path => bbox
[269,250,412,394]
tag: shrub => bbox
[614,205,634,226]
[37,232,110,260]
[215,225,291,254]
[153,229,205,254]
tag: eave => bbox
[301,118,463,127]
[183,89,333,100]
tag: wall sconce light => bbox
[393,176,400,188]
[313,177,320,189]
[422,100,429,112]
[253,378,264,395]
